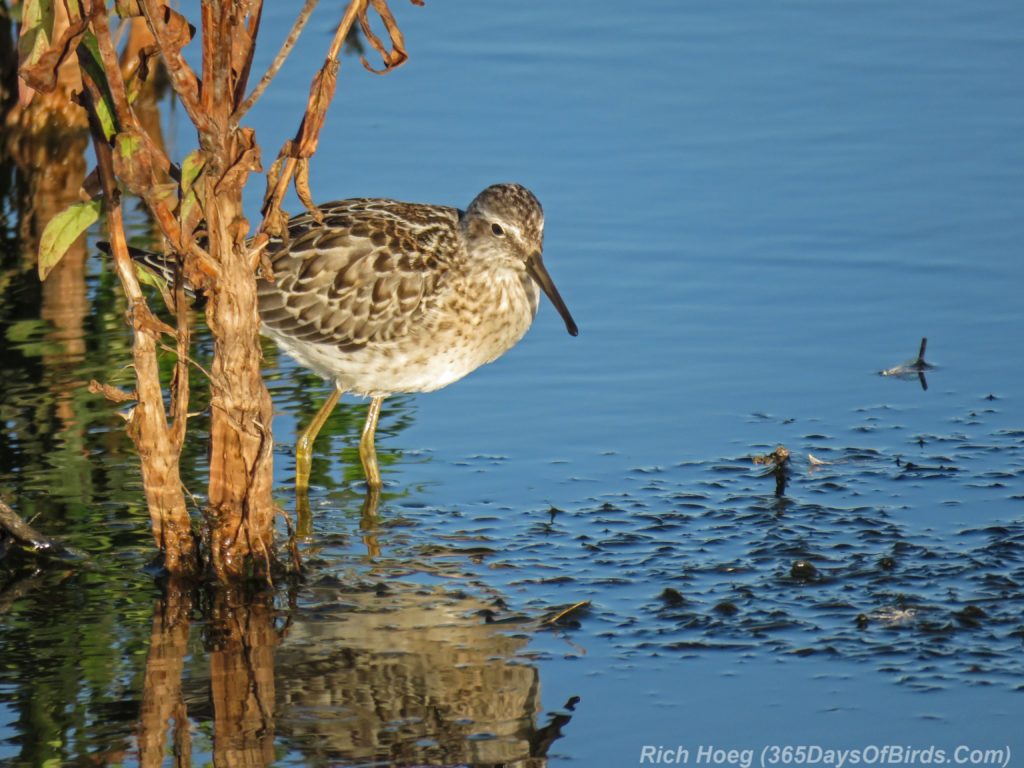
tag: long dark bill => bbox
[527,252,579,337]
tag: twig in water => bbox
[880,337,933,391]
[0,498,78,560]
[541,600,591,627]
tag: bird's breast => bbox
[393,267,538,392]
[259,265,541,397]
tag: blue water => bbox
[252,0,1024,464]
[2,1,1023,765]
[250,1,1024,763]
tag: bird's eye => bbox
[491,223,505,237]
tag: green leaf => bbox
[38,199,102,281]
[112,130,152,195]
[134,260,175,311]
[181,150,205,195]
[17,0,55,70]
[3,318,62,358]
[115,131,142,158]
[180,150,206,225]
[78,31,118,139]
[5,318,46,344]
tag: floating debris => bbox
[896,460,959,478]
[790,560,818,581]
[952,605,987,628]
[713,601,739,616]
[752,446,790,466]
[541,600,591,627]
[658,587,687,606]
[0,498,82,562]
[871,606,917,626]
[880,337,934,390]
[752,445,790,496]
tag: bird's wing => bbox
[257,199,462,351]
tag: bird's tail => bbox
[96,241,199,299]
[97,240,176,280]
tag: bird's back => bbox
[256,197,539,396]
[257,198,463,358]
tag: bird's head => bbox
[462,183,578,337]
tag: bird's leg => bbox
[360,490,381,557]
[295,385,342,493]
[358,396,385,490]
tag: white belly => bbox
[263,269,540,397]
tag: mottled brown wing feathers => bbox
[257,199,462,351]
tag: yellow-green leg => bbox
[360,491,381,555]
[358,396,385,490]
[295,386,342,493]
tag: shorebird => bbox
[256,183,578,491]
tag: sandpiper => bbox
[257,183,578,491]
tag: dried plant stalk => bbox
[20,0,421,581]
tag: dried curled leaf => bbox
[215,127,262,195]
[114,0,145,17]
[89,379,138,404]
[38,199,102,281]
[18,12,89,95]
[752,445,790,466]
[125,45,161,106]
[359,0,411,74]
[155,5,196,54]
[112,130,156,195]
[130,302,176,337]
[112,131,177,218]
[16,0,55,81]
[259,0,420,237]
[294,158,322,223]
[296,64,338,157]
[144,3,202,122]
